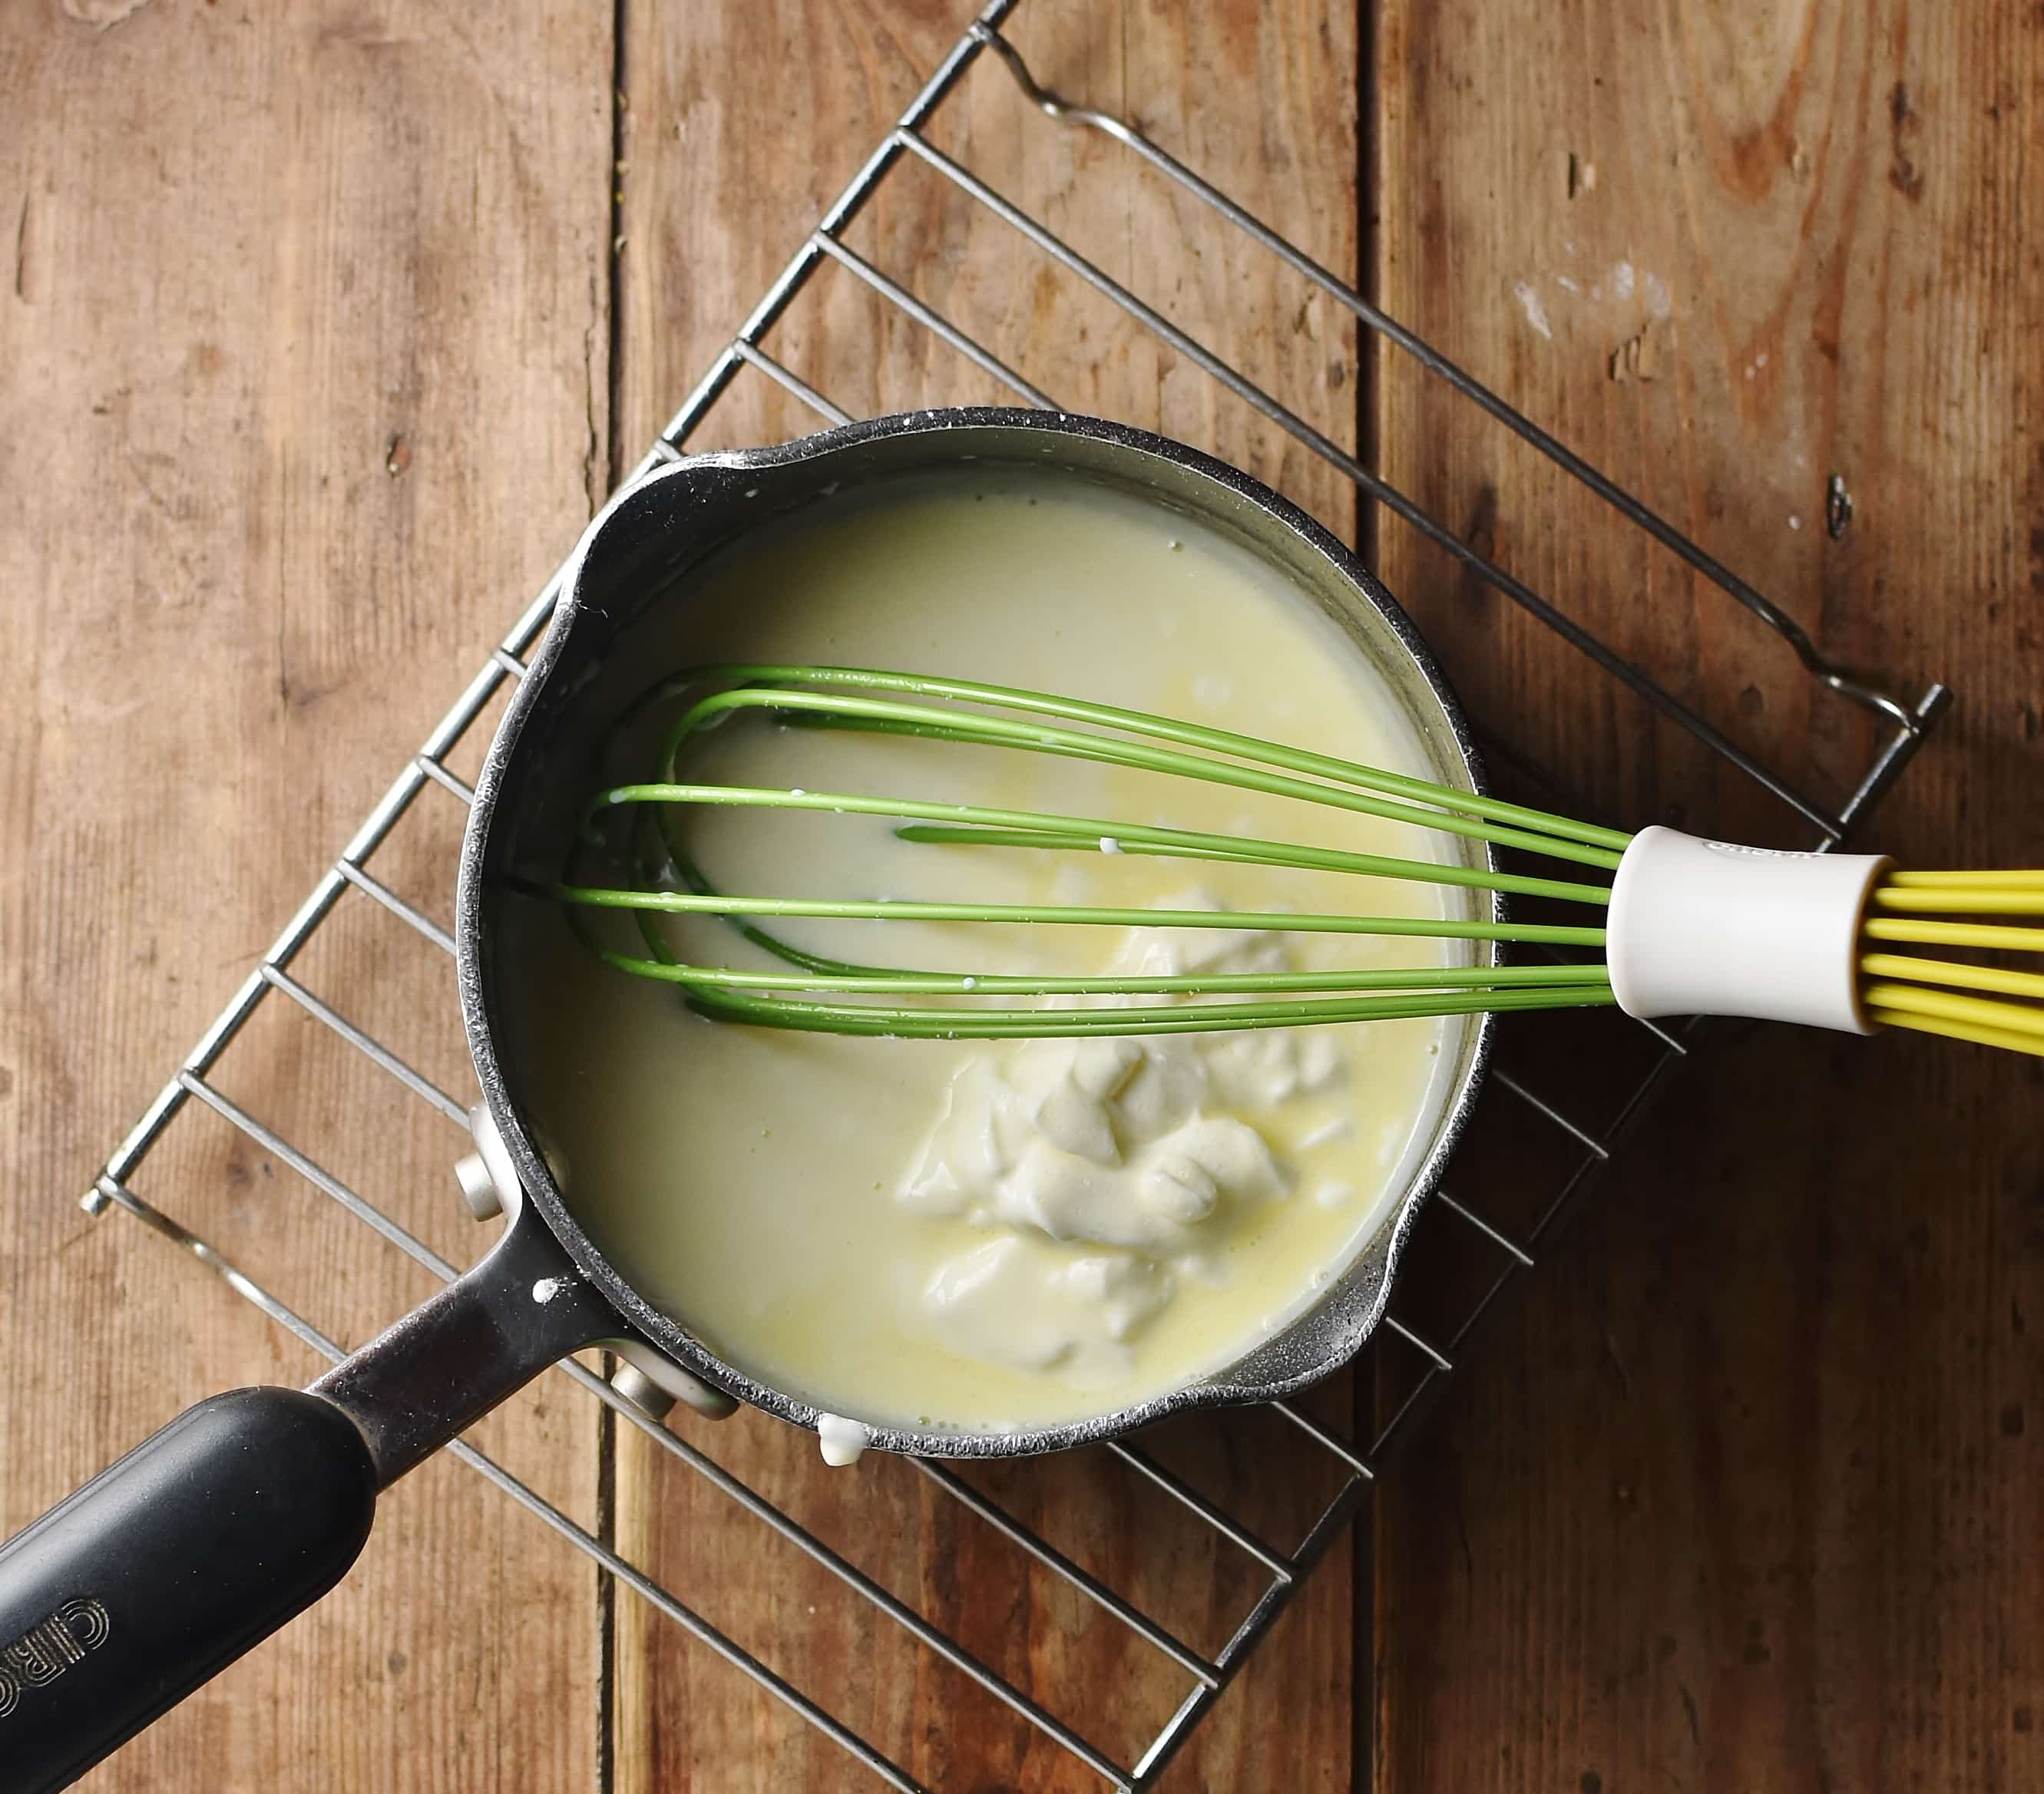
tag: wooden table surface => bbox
[4,2,2039,1789]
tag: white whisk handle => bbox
[1606,827,1892,1033]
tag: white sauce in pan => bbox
[501,469,1470,1447]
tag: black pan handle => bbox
[0,1211,620,1791]
[0,1387,375,1792]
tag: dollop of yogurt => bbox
[923,1235,1174,1386]
[898,902,1357,1382]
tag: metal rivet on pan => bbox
[453,1152,502,1221]
[666,1369,739,1422]
[610,1363,679,1422]
[610,1342,740,1422]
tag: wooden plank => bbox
[0,2,614,1788]
[1372,1,2044,1789]
[606,2,1366,1788]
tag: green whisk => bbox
[549,666,2044,1056]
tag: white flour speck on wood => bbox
[1513,280,1553,340]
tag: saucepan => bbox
[0,408,1493,1789]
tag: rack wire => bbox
[77,4,1950,1788]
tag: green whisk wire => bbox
[682,985,1618,1042]
[548,665,1626,1039]
[590,785,1618,907]
[651,672,1630,869]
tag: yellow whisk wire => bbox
[1866,1006,2044,1059]
[1860,917,2044,955]
[1881,869,2044,890]
[1870,887,2044,916]
[1861,871,2044,1056]
[1860,982,2044,1041]
[1859,953,2044,1003]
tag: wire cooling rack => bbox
[78,4,1950,1788]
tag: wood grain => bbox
[1371,2,2044,1789]
[607,4,1365,1789]
[0,1,614,1788]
